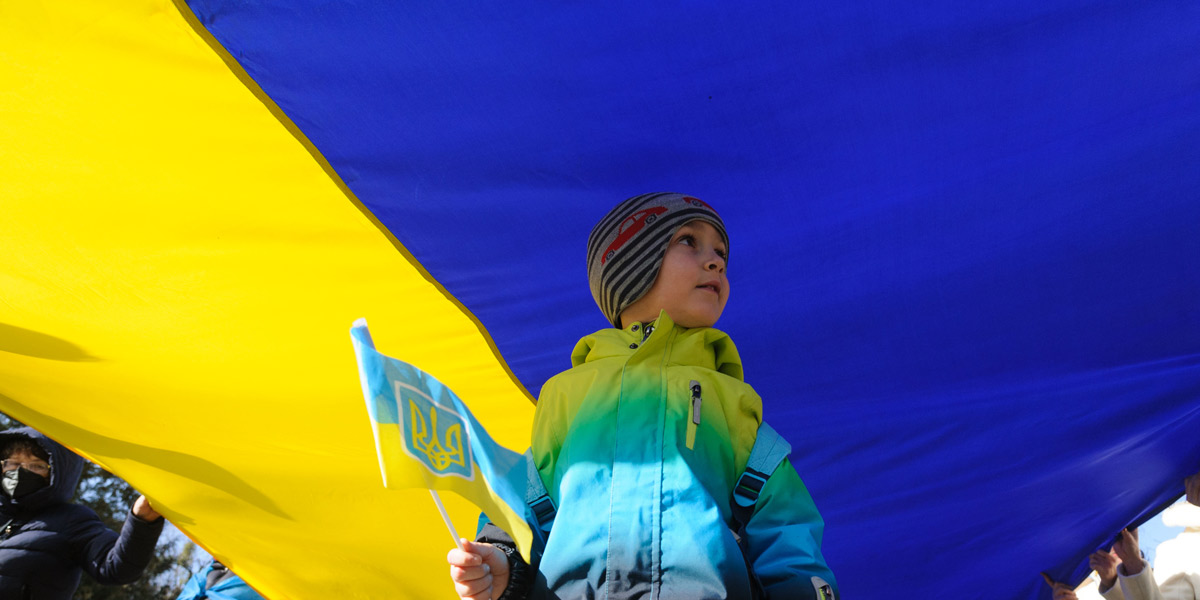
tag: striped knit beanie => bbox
[587,192,728,327]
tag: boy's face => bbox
[619,220,729,328]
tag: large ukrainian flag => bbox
[3,1,1199,599]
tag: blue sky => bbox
[1132,497,1190,568]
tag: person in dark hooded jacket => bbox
[0,426,164,599]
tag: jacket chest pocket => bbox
[685,380,702,450]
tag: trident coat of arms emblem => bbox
[396,381,474,479]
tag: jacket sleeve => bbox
[1101,576,1127,600]
[1156,573,1200,600]
[477,520,533,600]
[742,458,839,600]
[74,508,165,585]
[1116,562,1166,600]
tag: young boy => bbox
[0,426,165,599]
[448,193,838,599]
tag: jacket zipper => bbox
[686,380,702,450]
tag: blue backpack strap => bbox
[731,421,793,600]
[731,421,792,527]
[524,448,556,534]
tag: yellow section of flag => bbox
[0,1,534,598]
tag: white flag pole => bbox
[429,489,465,550]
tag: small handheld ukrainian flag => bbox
[349,319,534,561]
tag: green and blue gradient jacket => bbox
[530,312,837,599]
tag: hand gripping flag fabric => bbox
[350,320,534,561]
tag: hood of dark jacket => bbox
[0,426,85,515]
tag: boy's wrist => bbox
[1119,560,1145,577]
[494,543,531,600]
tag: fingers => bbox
[1052,585,1078,600]
[131,495,162,521]
[1113,529,1144,575]
[462,540,498,560]
[449,562,491,583]
[1041,573,1078,600]
[1088,549,1119,586]
[447,541,501,566]
[1088,549,1116,567]
[1114,529,1132,555]
[1040,575,1077,600]
[450,565,493,599]
[447,547,483,569]
[447,541,502,599]
[453,575,493,600]
[447,552,492,599]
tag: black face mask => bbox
[2,468,49,499]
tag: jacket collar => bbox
[570,310,745,381]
